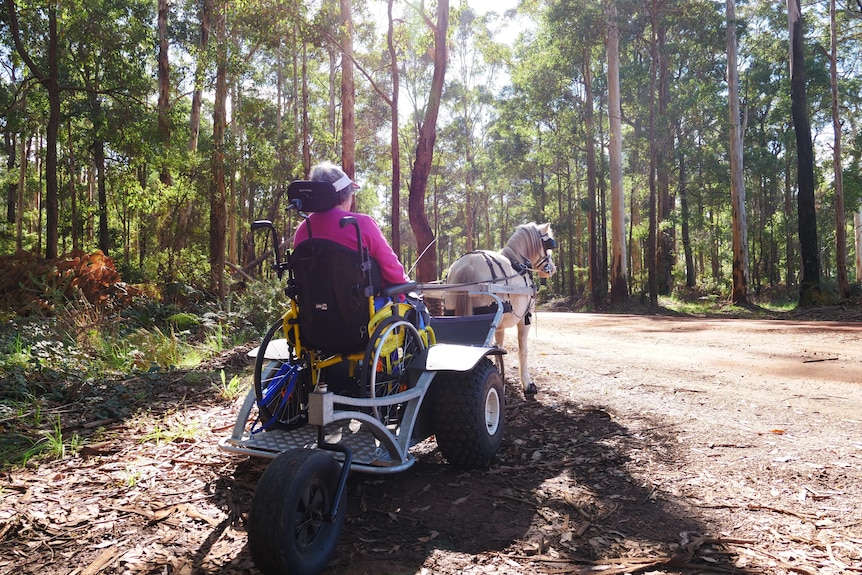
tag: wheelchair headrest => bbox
[287,180,340,213]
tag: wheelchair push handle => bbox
[339,216,375,297]
[339,216,364,259]
[252,219,287,278]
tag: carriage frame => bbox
[217,180,536,575]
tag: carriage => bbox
[218,180,552,575]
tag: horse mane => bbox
[501,222,551,266]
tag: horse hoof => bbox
[525,383,538,395]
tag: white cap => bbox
[333,174,360,192]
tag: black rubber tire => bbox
[254,319,305,430]
[248,449,346,575]
[432,358,505,469]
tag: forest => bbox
[2,0,862,309]
[5,3,862,572]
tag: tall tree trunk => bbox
[5,130,15,224]
[45,8,60,259]
[786,0,821,306]
[656,21,674,296]
[727,0,749,304]
[408,0,448,282]
[16,137,28,252]
[94,136,109,255]
[158,0,172,186]
[230,83,242,267]
[209,0,228,299]
[68,121,78,252]
[783,150,795,289]
[302,42,310,175]
[606,0,627,303]
[647,1,658,307]
[855,209,862,283]
[583,50,601,307]
[9,0,64,259]
[388,0,401,255]
[679,146,695,287]
[189,0,211,153]
[340,0,355,180]
[597,98,609,294]
[829,0,849,299]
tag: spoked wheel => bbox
[361,316,426,424]
[432,358,505,469]
[249,449,346,575]
[254,318,307,431]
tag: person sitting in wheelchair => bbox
[293,161,410,288]
[291,162,429,338]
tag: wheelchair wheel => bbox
[362,316,426,424]
[249,448,346,575]
[432,358,505,469]
[254,319,307,430]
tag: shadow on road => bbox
[215,378,755,575]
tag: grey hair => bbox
[310,161,353,204]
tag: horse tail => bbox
[454,291,472,316]
[446,253,477,316]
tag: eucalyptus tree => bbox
[407,0,449,283]
[727,0,749,304]
[543,0,606,304]
[340,0,356,180]
[666,1,725,289]
[1,57,24,228]
[787,0,821,305]
[607,0,627,302]
[64,0,154,257]
[187,0,210,155]
[827,0,848,298]
[738,4,794,291]
[209,0,228,297]
[5,0,61,259]
[445,6,507,253]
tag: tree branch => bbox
[5,0,46,82]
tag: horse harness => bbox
[469,228,556,325]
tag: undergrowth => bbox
[0,278,281,470]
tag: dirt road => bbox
[329,312,862,574]
[3,312,861,575]
[528,311,862,436]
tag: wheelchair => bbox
[219,180,509,575]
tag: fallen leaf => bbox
[418,531,439,543]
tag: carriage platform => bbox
[218,283,534,469]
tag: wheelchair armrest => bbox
[378,282,418,298]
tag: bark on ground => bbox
[2,311,861,575]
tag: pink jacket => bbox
[293,208,410,287]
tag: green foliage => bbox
[140,413,202,444]
[213,369,248,402]
[228,276,290,333]
[168,312,201,331]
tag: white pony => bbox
[446,222,556,396]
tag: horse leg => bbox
[517,320,536,395]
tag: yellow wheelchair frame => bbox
[218,180,509,575]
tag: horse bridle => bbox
[531,230,556,275]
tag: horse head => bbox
[506,222,557,279]
[534,222,557,278]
